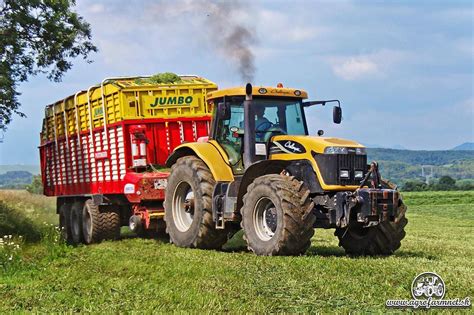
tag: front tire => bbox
[164,156,230,249]
[240,174,316,256]
[335,180,408,256]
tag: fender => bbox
[236,159,322,212]
[165,141,234,182]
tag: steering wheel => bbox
[256,121,273,132]
[262,126,287,142]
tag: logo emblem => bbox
[412,272,445,300]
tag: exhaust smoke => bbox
[151,0,257,82]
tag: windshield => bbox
[251,98,307,139]
[213,97,306,172]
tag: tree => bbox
[435,176,456,191]
[402,180,427,192]
[0,0,97,130]
[25,174,43,194]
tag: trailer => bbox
[40,75,217,243]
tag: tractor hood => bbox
[270,135,365,155]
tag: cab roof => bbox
[207,86,308,100]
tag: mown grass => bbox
[0,190,472,312]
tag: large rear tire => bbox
[335,180,408,256]
[240,174,316,256]
[164,156,230,249]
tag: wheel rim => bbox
[253,197,278,241]
[172,181,195,232]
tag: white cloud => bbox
[88,4,105,14]
[332,57,379,81]
[329,49,410,81]
[258,9,326,43]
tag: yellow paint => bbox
[269,135,364,190]
[41,76,217,142]
[207,86,308,100]
[173,141,234,181]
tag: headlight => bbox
[339,170,350,178]
[324,146,348,154]
[354,170,364,179]
[356,147,366,155]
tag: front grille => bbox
[313,152,367,186]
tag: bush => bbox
[25,175,43,194]
[402,180,428,191]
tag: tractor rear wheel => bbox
[70,201,84,245]
[334,180,408,256]
[240,174,316,256]
[59,202,73,244]
[164,156,230,249]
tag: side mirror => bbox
[333,106,342,124]
[217,102,231,120]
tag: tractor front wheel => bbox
[240,174,316,256]
[335,180,408,256]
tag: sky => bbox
[0,0,473,165]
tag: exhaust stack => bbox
[243,83,256,168]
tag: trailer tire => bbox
[164,156,230,249]
[99,212,121,241]
[82,200,102,244]
[334,180,408,256]
[240,174,316,256]
[70,201,84,245]
[59,203,73,244]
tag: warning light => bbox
[277,83,283,88]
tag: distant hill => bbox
[367,148,474,185]
[367,148,473,165]
[452,142,474,151]
[0,165,40,175]
[0,170,33,188]
[363,143,406,150]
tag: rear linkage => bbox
[332,162,400,228]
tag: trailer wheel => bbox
[82,200,102,244]
[59,203,73,244]
[98,212,121,241]
[70,201,84,245]
[240,174,316,256]
[164,156,230,249]
[334,180,408,256]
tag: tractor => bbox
[164,83,407,256]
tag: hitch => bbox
[332,161,400,228]
[360,161,382,189]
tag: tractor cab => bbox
[207,84,310,173]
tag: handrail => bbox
[62,100,69,151]
[74,90,85,149]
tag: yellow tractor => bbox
[164,83,407,256]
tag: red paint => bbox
[39,116,211,200]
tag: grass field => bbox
[0,190,473,312]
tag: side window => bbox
[285,104,304,135]
[216,105,244,171]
